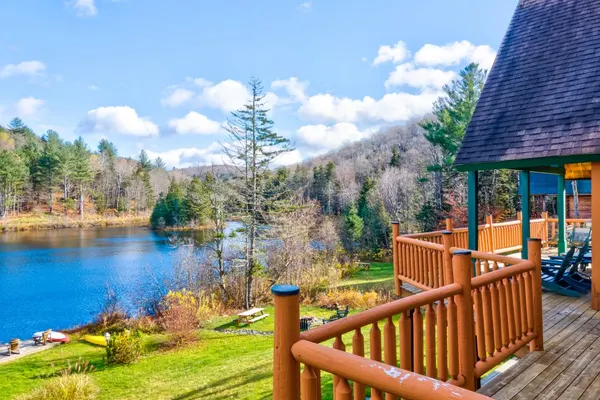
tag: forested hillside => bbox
[0,117,188,220]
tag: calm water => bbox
[0,225,230,342]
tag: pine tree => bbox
[389,146,401,167]
[184,176,210,226]
[343,204,363,255]
[223,77,294,309]
[37,130,63,214]
[420,63,487,222]
[154,157,166,170]
[136,150,154,210]
[71,137,93,218]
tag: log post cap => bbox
[271,284,300,296]
[453,250,472,256]
[391,221,399,225]
[528,238,542,242]
[442,230,453,235]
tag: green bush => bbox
[17,374,99,400]
[106,329,143,364]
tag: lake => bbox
[0,224,237,343]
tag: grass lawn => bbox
[337,262,395,292]
[1,331,276,400]
[0,262,393,399]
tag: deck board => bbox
[478,293,600,399]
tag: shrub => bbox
[315,289,391,309]
[160,290,200,346]
[106,330,143,364]
[17,374,99,400]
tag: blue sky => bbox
[0,0,516,168]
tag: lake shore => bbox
[0,214,150,233]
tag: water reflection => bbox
[0,224,239,342]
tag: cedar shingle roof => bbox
[455,0,600,167]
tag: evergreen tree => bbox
[183,176,210,226]
[222,77,294,309]
[136,150,154,210]
[37,130,63,214]
[420,63,487,222]
[0,149,27,217]
[71,137,93,218]
[389,146,401,167]
[154,157,166,170]
[343,204,363,255]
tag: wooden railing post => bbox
[528,239,544,351]
[446,218,454,231]
[541,212,549,246]
[392,222,402,297]
[442,231,454,285]
[273,284,301,400]
[453,250,476,391]
[486,215,495,253]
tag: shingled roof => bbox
[455,0,600,169]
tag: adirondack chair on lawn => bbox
[541,246,587,297]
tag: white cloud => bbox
[198,79,251,113]
[88,84,99,91]
[145,143,224,169]
[271,77,308,103]
[298,91,439,124]
[168,112,222,135]
[15,97,45,118]
[161,88,195,108]
[273,149,303,166]
[0,61,46,78]
[191,77,212,87]
[299,1,312,10]
[69,0,97,17]
[385,63,457,90]
[372,41,410,66]
[297,123,377,152]
[77,106,159,136]
[414,40,496,70]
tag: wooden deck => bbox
[478,292,600,399]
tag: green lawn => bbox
[337,262,395,291]
[1,262,393,399]
[1,332,275,400]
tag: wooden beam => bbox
[468,170,479,252]
[592,162,600,310]
[520,171,531,259]
[455,154,600,172]
[557,175,567,254]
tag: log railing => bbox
[404,212,591,256]
[273,239,543,400]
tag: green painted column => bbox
[520,171,531,259]
[468,170,479,252]
[557,174,567,254]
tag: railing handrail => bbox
[471,260,535,289]
[403,230,445,238]
[492,220,521,227]
[299,283,463,343]
[397,235,445,251]
[291,340,491,400]
[449,247,525,266]
[547,217,591,223]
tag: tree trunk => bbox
[80,188,85,219]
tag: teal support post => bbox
[468,171,479,252]
[520,171,531,259]
[557,174,567,254]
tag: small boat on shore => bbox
[32,331,70,343]
[83,335,107,347]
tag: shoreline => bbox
[0,215,150,233]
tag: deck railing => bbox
[404,212,590,256]
[272,239,543,400]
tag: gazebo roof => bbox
[455,0,600,173]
